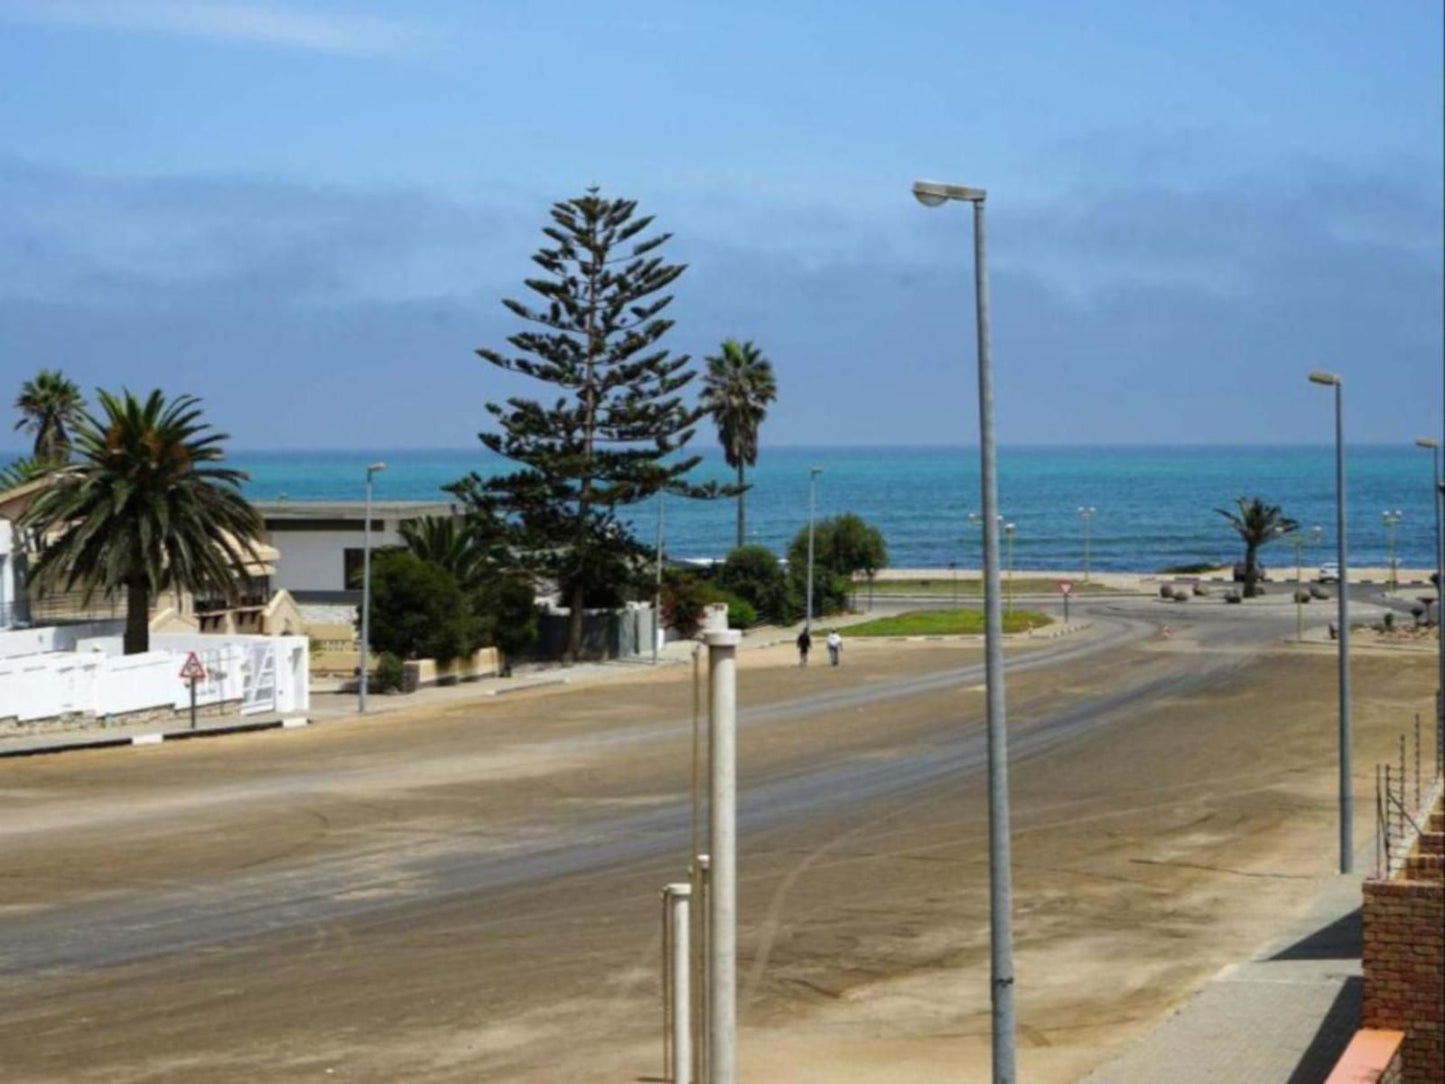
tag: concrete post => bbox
[665,883,692,1084]
[705,629,741,1084]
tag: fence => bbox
[1374,712,1445,880]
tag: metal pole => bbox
[806,468,820,629]
[1333,382,1353,874]
[189,675,197,730]
[666,884,692,1084]
[705,629,741,1084]
[972,196,1017,1082]
[1294,536,1304,643]
[359,468,374,714]
[1005,525,1015,617]
[1432,447,1444,734]
[654,493,665,665]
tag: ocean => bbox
[215,445,1441,574]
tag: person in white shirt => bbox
[826,630,842,666]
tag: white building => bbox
[255,500,458,602]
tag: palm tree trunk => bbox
[124,579,150,655]
[1244,542,1259,598]
[736,462,746,550]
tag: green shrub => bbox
[718,593,757,629]
[373,652,405,693]
[363,550,481,662]
[715,545,790,622]
[661,571,711,638]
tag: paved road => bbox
[0,592,1416,1082]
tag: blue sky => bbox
[1,0,1440,449]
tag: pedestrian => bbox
[796,626,812,667]
[826,629,842,666]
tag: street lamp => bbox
[1415,437,1443,733]
[1308,369,1352,874]
[1078,507,1096,582]
[1004,522,1017,616]
[358,460,386,714]
[1287,525,1324,642]
[806,467,822,629]
[913,177,1017,1083]
[653,491,665,665]
[1381,510,1404,594]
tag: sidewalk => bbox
[1084,871,1365,1083]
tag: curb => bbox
[0,715,310,760]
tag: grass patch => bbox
[861,577,1116,596]
[843,609,1052,637]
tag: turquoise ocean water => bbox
[216,445,1439,573]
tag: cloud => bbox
[0,0,429,56]
[0,155,1438,448]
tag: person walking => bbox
[796,626,812,667]
[826,629,842,666]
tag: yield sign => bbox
[1057,581,1073,596]
[178,651,207,682]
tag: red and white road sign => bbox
[178,651,207,682]
[1058,581,1073,596]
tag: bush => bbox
[1383,611,1396,631]
[787,513,886,618]
[1294,589,1311,603]
[661,571,711,638]
[364,550,482,662]
[721,594,758,630]
[715,545,790,623]
[1160,584,1176,599]
[1224,590,1242,604]
[373,652,405,693]
[1193,583,1209,596]
[1172,588,1189,602]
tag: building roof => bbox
[254,500,458,521]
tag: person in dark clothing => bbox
[796,627,812,667]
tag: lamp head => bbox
[1307,370,1341,387]
[367,461,387,475]
[1416,437,1439,450]
[912,179,986,207]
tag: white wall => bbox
[0,633,308,723]
[268,527,403,592]
[0,620,125,659]
[0,519,15,629]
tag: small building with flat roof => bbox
[255,500,458,602]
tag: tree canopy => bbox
[13,370,85,463]
[1216,496,1297,598]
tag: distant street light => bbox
[1381,509,1404,594]
[653,491,665,665]
[1415,437,1443,733]
[806,467,822,629]
[913,177,1017,1084]
[1308,369,1352,874]
[1287,525,1325,642]
[359,460,387,715]
[1004,522,1017,615]
[949,559,959,606]
[1077,507,1096,582]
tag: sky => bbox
[0,0,1441,450]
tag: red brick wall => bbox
[1362,805,1445,1084]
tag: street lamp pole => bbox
[1078,507,1096,582]
[914,178,1017,1082]
[1004,522,1016,616]
[654,491,665,665]
[806,467,822,629]
[1309,370,1352,874]
[1415,438,1443,732]
[1381,510,1403,594]
[359,460,386,714]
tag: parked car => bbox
[1318,562,1341,583]
[1232,561,1267,582]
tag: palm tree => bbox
[1216,496,1298,598]
[400,515,490,592]
[20,390,263,654]
[700,339,778,548]
[14,370,85,463]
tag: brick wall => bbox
[1362,796,1445,1084]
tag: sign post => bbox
[179,651,207,730]
[1057,580,1073,624]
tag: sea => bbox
[211,445,1441,574]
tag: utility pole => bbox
[806,467,822,629]
[358,460,386,714]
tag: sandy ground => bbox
[0,612,1437,1082]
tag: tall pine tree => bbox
[452,190,715,660]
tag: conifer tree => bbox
[452,190,715,660]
